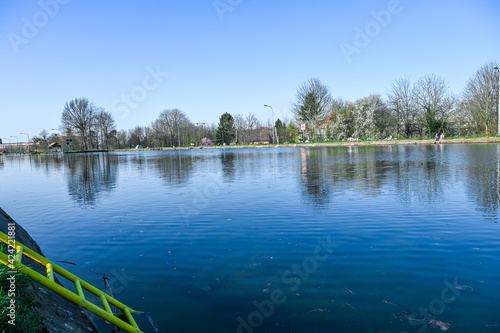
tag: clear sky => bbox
[1,0,499,141]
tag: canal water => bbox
[0,144,499,332]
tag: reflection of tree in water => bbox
[299,144,500,220]
[392,145,448,207]
[298,147,395,208]
[218,149,284,183]
[31,153,65,175]
[66,154,118,207]
[464,145,500,221]
[299,148,332,208]
[393,144,500,220]
[149,151,196,186]
[470,167,500,221]
[335,146,390,191]
[220,151,236,183]
[148,150,276,187]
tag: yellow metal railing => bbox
[0,231,143,333]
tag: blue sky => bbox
[1,0,499,140]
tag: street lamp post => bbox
[494,66,500,136]
[264,104,276,144]
[20,132,30,153]
[10,136,18,153]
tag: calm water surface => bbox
[1,145,499,333]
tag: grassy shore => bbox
[0,246,47,333]
[4,135,497,155]
[114,134,500,152]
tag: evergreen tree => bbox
[216,112,235,145]
[293,78,333,140]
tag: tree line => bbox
[27,60,498,151]
[295,61,499,141]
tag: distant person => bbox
[384,135,393,141]
[434,133,439,144]
[439,133,445,143]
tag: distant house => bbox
[318,113,337,129]
[317,113,341,141]
[48,142,62,152]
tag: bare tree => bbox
[116,130,129,148]
[232,113,262,144]
[144,126,154,147]
[245,113,261,130]
[128,126,145,147]
[462,61,499,135]
[449,101,472,136]
[151,109,193,147]
[38,129,49,150]
[414,75,455,136]
[61,98,95,150]
[94,109,116,150]
[387,76,419,138]
[233,114,245,144]
[293,78,333,140]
